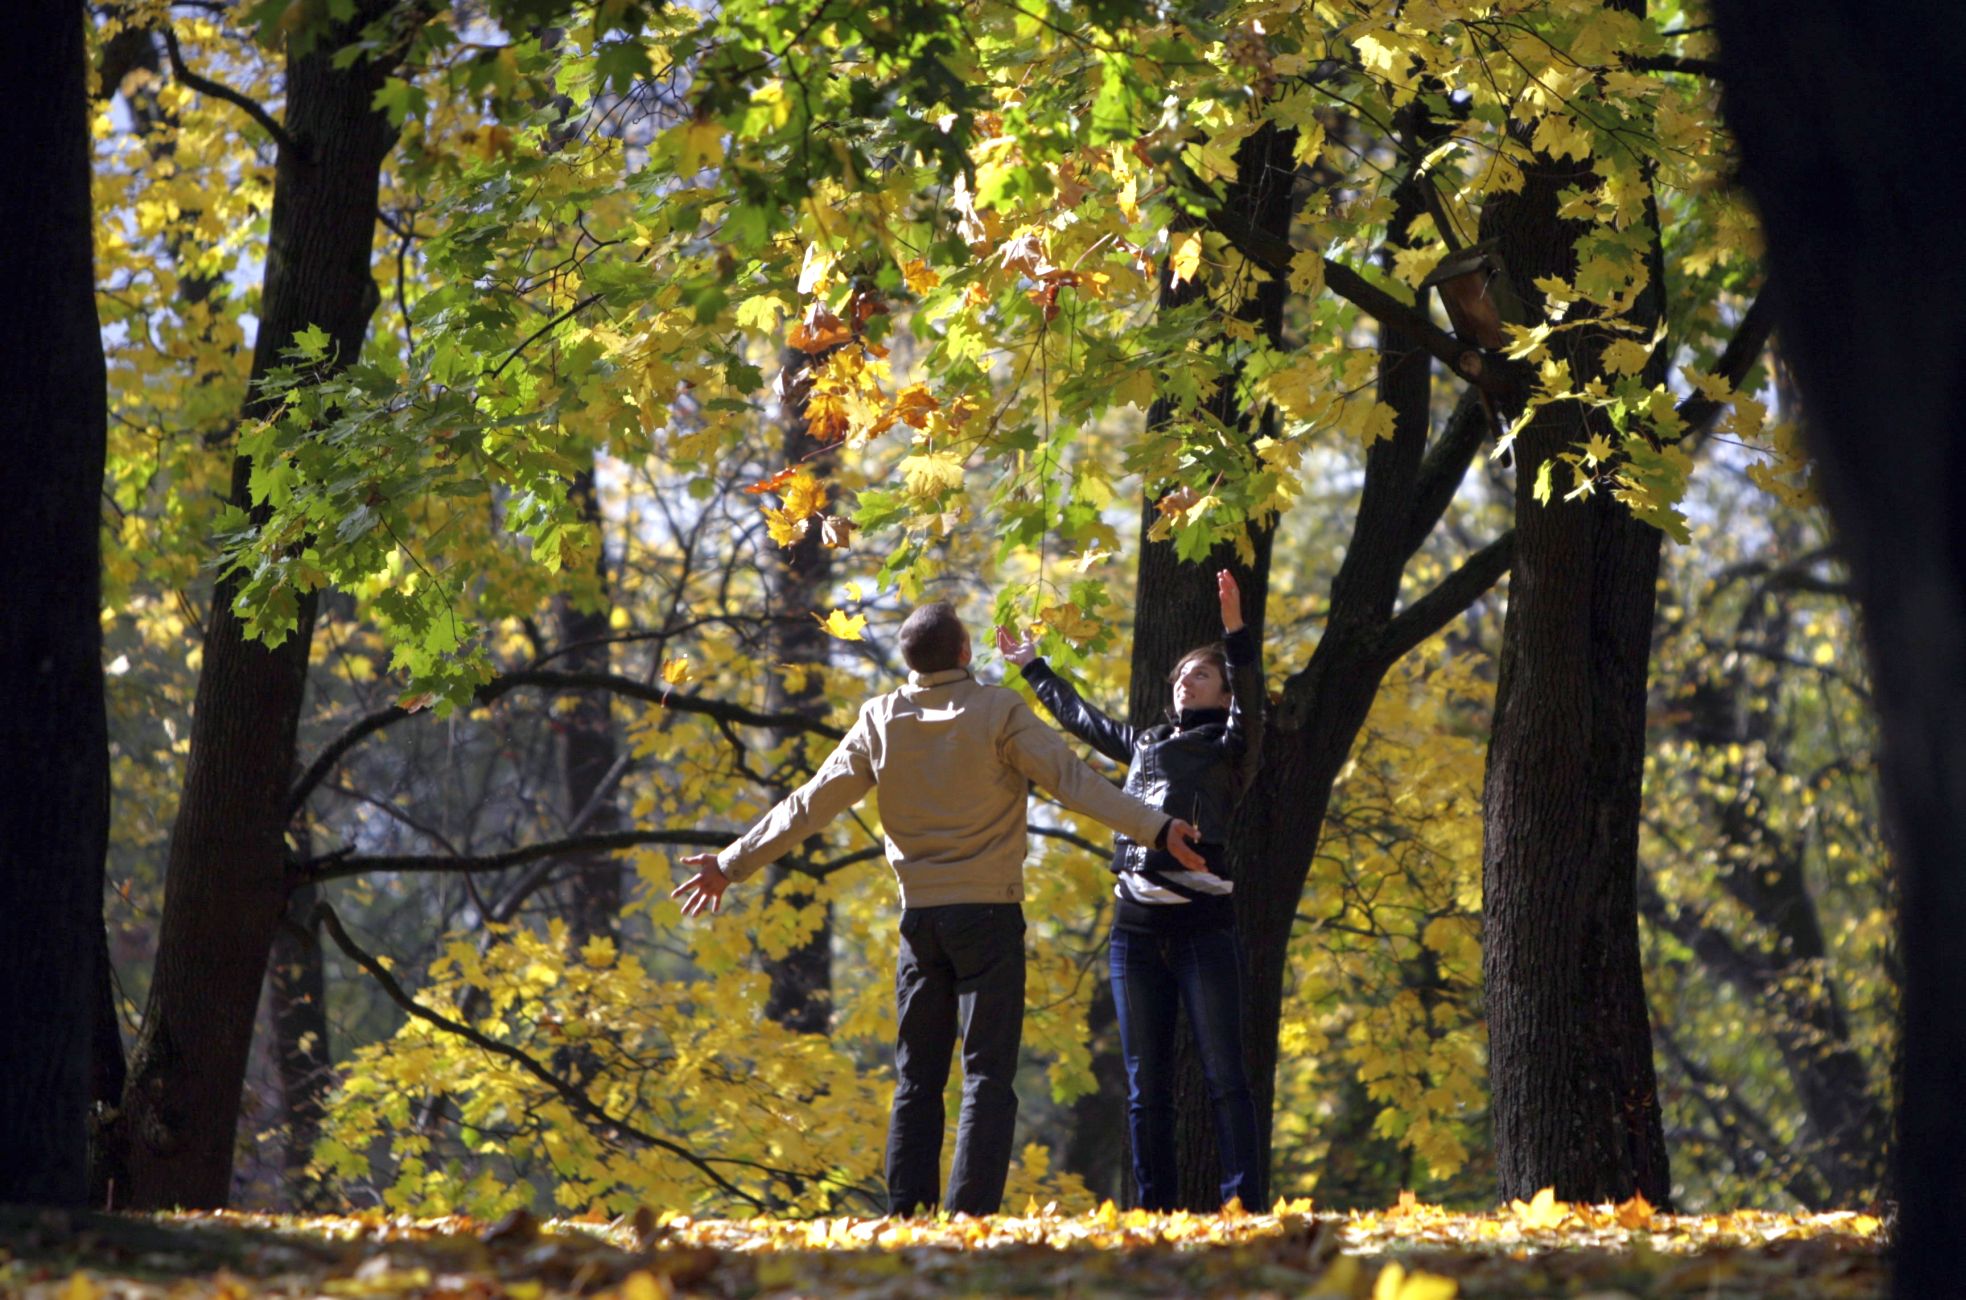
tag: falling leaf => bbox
[1036,602,1101,646]
[660,657,692,687]
[815,609,867,640]
[819,515,858,549]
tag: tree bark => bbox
[1476,53,1672,1202]
[119,1,409,1209]
[552,471,625,945]
[0,0,111,1210]
[1712,4,1966,1281]
[268,881,334,1208]
[760,349,834,1035]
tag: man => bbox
[673,600,1202,1217]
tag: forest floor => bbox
[0,1197,1886,1298]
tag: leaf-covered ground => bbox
[1,1196,1885,1298]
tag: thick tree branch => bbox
[161,27,299,156]
[1206,201,1508,392]
[1373,530,1516,667]
[1678,291,1775,446]
[313,902,761,1206]
[1625,54,1723,78]
[1400,388,1490,557]
[289,669,846,818]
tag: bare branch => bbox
[1373,531,1516,667]
[290,669,846,818]
[304,829,725,884]
[161,26,299,156]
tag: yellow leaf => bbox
[1373,1261,1459,1300]
[1170,232,1204,288]
[59,1273,97,1300]
[1614,1191,1655,1229]
[661,656,692,687]
[1600,337,1651,376]
[1511,1186,1567,1230]
[815,609,867,641]
[1288,250,1325,298]
[620,1271,673,1300]
[680,116,724,174]
[898,451,965,498]
[901,258,940,294]
[1037,602,1101,646]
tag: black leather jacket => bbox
[1019,627,1262,875]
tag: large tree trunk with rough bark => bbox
[0,0,111,1210]
[119,2,408,1209]
[760,350,835,1034]
[1712,5,1966,1288]
[1476,43,1672,1202]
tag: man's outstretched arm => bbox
[674,715,876,917]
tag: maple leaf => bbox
[1511,1186,1568,1231]
[891,384,939,429]
[660,656,692,687]
[1036,602,1101,646]
[788,302,852,353]
[1614,1192,1655,1229]
[814,609,867,640]
[741,466,800,497]
[901,258,940,294]
[818,515,857,550]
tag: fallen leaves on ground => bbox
[0,1193,1887,1298]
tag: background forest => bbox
[47,0,1895,1232]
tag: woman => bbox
[996,570,1262,1211]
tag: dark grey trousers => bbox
[885,903,1025,1216]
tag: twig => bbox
[161,26,300,157]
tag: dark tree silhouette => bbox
[0,0,111,1209]
[1714,4,1966,1291]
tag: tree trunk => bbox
[1712,4,1966,1281]
[1137,121,1510,1208]
[120,2,407,1209]
[1476,76,1671,1202]
[0,0,110,1209]
[269,881,333,1208]
[552,471,625,945]
[761,350,834,1035]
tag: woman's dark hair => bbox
[899,601,967,672]
[1167,642,1230,692]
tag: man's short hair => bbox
[899,601,967,673]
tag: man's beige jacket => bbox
[717,667,1171,908]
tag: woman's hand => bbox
[995,625,1038,667]
[1217,570,1245,633]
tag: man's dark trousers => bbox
[886,902,1025,1216]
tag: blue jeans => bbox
[1109,924,1262,1211]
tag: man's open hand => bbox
[995,625,1038,667]
[672,853,731,917]
[1164,818,1206,870]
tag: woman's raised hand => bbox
[995,625,1039,667]
[1217,570,1245,633]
